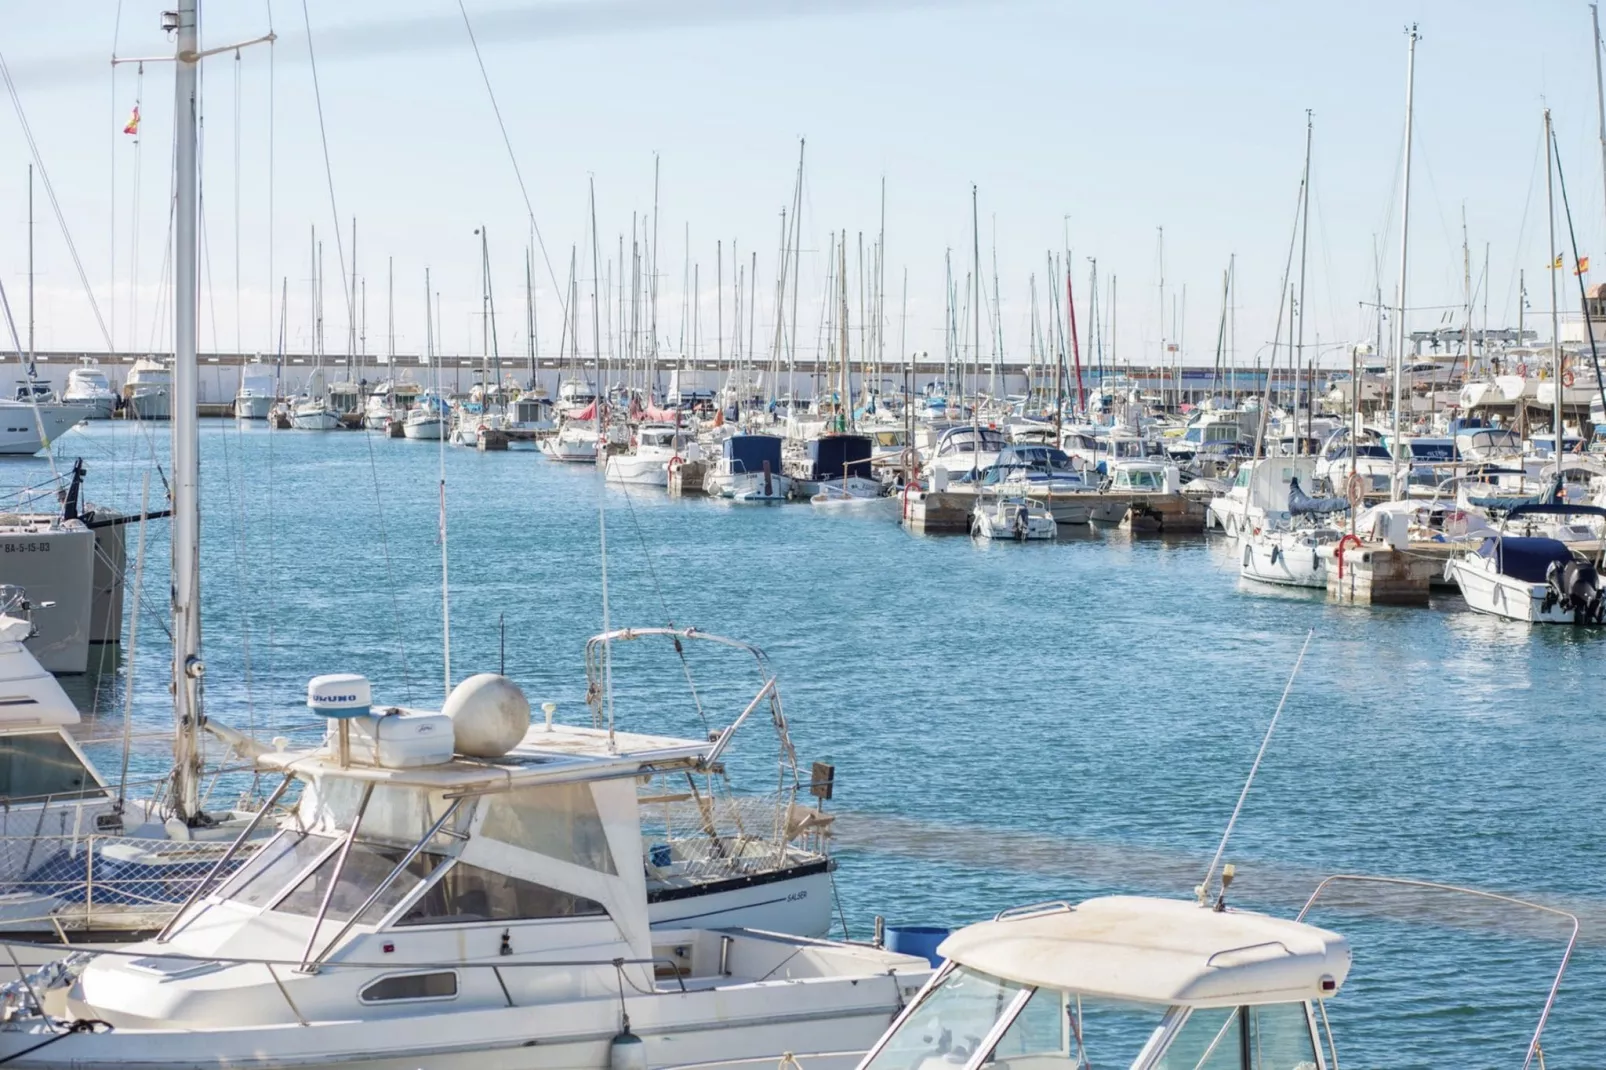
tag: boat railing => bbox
[0,831,255,933]
[1297,874,1578,1070]
[639,790,821,882]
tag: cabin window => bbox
[1155,1006,1242,1068]
[359,971,458,1004]
[480,783,616,874]
[862,966,1025,1070]
[0,732,103,804]
[397,860,605,925]
[1245,1002,1319,1069]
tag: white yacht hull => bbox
[290,408,342,431]
[972,505,1056,541]
[0,981,912,1070]
[723,472,792,502]
[0,405,92,454]
[62,394,117,420]
[1445,558,1574,623]
[125,389,170,420]
[541,437,599,463]
[233,394,273,420]
[604,455,671,486]
[403,416,446,440]
[1239,532,1327,589]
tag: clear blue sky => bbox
[4,0,1606,374]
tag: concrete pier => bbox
[1323,542,1437,605]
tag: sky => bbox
[4,0,1606,375]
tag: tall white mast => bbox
[170,0,204,822]
[1389,25,1419,501]
[1545,109,1563,447]
[1594,5,1606,224]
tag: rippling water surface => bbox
[25,419,1605,1068]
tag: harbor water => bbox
[30,419,1605,1068]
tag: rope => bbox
[0,1019,113,1066]
[0,52,117,353]
[453,0,565,312]
[298,0,412,701]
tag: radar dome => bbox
[443,674,531,758]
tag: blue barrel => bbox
[885,925,949,967]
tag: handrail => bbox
[992,900,1073,922]
[155,771,294,942]
[705,678,777,767]
[1202,940,1293,968]
[1297,873,1579,1070]
[308,798,462,968]
[296,782,373,973]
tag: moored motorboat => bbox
[971,495,1056,541]
[1444,504,1606,624]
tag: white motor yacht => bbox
[1090,459,1181,529]
[540,418,600,463]
[972,496,1056,541]
[122,358,171,420]
[233,362,277,420]
[1444,504,1606,624]
[0,660,930,1069]
[402,393,449,440]
[62,364,118,420]
[0,400,91,455]
[604,422,684,486]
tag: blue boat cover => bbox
[723,434,784,472]
[806,434,872,480]
[1478,536,1575,583]
[1287,478,1349,515]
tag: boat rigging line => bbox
[1197,629,1314,909]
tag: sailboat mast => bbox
[170,0,204,823]
[26,165,33,369]
[971,184,981,428]
[1296,111,1312,452]
[1545,109,1563,445]
[589,178,602,434]
[1390,25,1418,501]
[1594,4,1606,225]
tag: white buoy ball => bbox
[443,674,531,758]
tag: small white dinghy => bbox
[971,496,1056,541]
[811,477,894,515]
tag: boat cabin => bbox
[1109,461,1178,493]
[859,896,1349,1070]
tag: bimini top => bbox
[255,721,711,790]
[938,896,1351,1009]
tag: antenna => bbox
[1197,629,1314,907]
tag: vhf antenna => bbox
[1197,629,1314,909]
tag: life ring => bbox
[1517,362,1529,377]
[1563,369,1576,388]
[1345,472,1365,509]
[1335,533,1364,580]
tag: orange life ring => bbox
[1563,369,1576,387]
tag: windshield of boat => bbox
[0,731,106,804]
[861,967,1170,1070]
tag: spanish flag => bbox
[122,106,140,136]
[1576,256,1591,275]
[1552,254,1564,269]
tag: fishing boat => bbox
[714,434,792,502]
[62,363,118,420]
[603,422,683,487]
[1443,504,1606,624]
[1089,459,1181,528]
[402,393,448,441]
[0,650,931,1068]
[971,495,1056,541]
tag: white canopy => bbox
[938,896,1351,1009]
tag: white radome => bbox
[443,672,531,757]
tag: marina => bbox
[0,0,1604,1066]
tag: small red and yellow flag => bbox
[1575,256,1591,275]
[1551,254,1564,269]
[122,106,140,136]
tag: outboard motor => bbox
[1545,559,1606,625]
